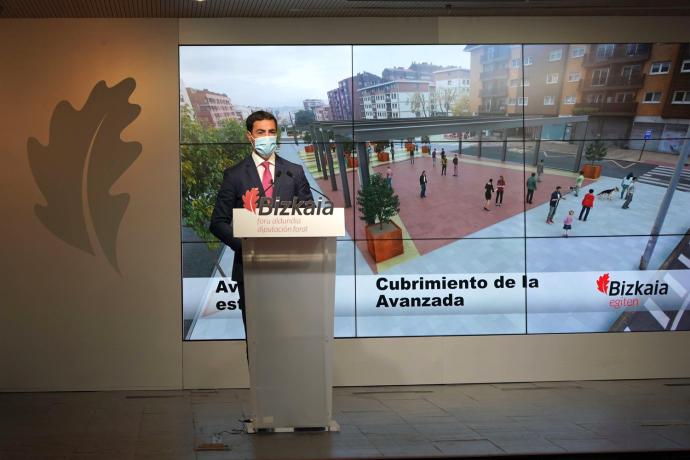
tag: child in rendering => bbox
[563,210,574,237]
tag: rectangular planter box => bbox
[377,151,390,162]
[365,221,404,263]
[583,164,601,179]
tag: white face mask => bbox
[251,135,277,159]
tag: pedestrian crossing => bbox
[638,165,690,192]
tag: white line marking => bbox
[644,298,670,329]
[663,273,687,298]
[678,254,690,268]
[671,293,690,331]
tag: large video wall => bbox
[180,44,690,340]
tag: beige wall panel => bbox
[0,19,181,391]
[182,342,249,389]
[179,17,439,44]
[438,16,690,43]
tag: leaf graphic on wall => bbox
[28,78,142,272]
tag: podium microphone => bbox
[284,170,332,202]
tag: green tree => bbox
[302,130,313,143]
[294,109,316,128]
[373,140,390,153]
[451,95,471,116]
[357,173,400,230]
[584,139,608,165]
[180,108,250,246]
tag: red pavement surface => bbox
[315,156,590,272]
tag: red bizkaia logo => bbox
[596,273,610,294]
[242,187,260,213]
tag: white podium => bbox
[233,206,345,432]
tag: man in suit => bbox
[209,110,314,338]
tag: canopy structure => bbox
[306,115,589,207]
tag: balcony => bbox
[480,48,511,64]
[573,102,638,116]
[579,73,645,92]
[480,68,509,80]
[478,106,508,116]
[583,45,651,67]
[479,86,508,98]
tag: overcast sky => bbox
[180,45,470,108]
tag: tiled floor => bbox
[2,379,690,459]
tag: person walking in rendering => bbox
[537,158,545,182]
[484,178,494,211]
[420,170,428,198]
[622,177,638,209]
[409,146,415,165]
[495,175,506,206]
[546,186,564,224]
[579,189,595,221]
[526,172,537,204]
[452,154,459,176]
[574,170,585,197]
[563,210,575,237]
[432,148,437,167]
[386,166,393,189]
[621,173,633,199]
[441,153,448,176]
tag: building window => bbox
[596,44,615,58]
[511,58,521,68]
[508,98,517,105]
[564,96,576,105]
[568,72,581,82]
[672,91,690,104]
[544,96,555,105]
[570,46,585,58]
[524,78,530,86]
[615,92,635,103]
[650,62,671,74]
[643,92,662,103]
[518,97,528,106]
[523,56,533,66]
[549,49,563,61]
[591,68,609,86]
[510,79,520,87]
[681,60,690,73]
[546,73,559,84]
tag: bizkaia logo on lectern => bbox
[241,187,334,216]
[596,272,669,309]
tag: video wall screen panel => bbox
[180,43,690,340]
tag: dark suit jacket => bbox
[209,154,314,282]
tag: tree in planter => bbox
[357,173,400,230]
[585,139,608,165]
[302,130,313,144]
[582,138,608,179]
[373,140,390,153]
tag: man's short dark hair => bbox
[246,110,278,132]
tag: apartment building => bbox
[327,71,382,120]
[359,80,432,119]
[559,45,588,116]
[572,43,651,141]
[432,67,470,115]
[186,87,242,128]
[630,43,690,153]
[466,44,571,122]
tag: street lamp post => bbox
[639,126,690,270]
